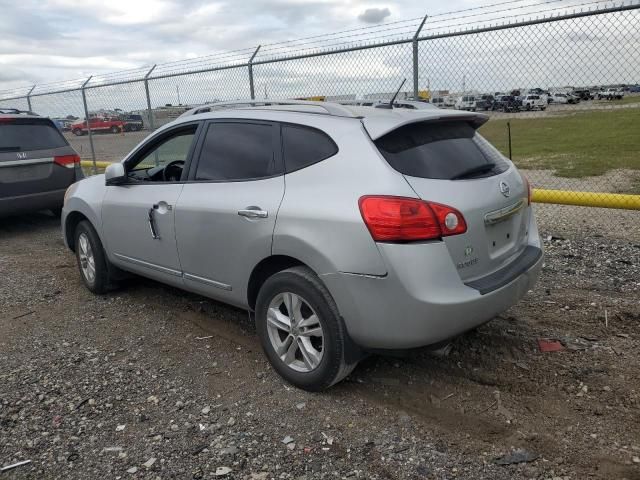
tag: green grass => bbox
[479,108,640,177]
[593,95,640,105]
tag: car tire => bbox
[255,266,358,391]
[72,128,83,136]
[110,125,120,134]
[74,220,113,294]
[540,107,546,111]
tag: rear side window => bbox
[282,124,338,173]
[375,121,509,180]
[0,119,68,151]
[195,122,277,181]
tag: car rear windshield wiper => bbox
[451,163,496,180]
[0,146,22,152]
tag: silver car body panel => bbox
[103,183,186,287]
[62,103,542,350]
[176,175,285,308]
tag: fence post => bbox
[26,85,36,112]
[248,45,261,100]
[80,76,97,174]
[144,64,157,130]
[412,15,428,100]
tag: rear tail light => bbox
[522,174,532,205]
[358,196,467,242]
[54,154,80,169]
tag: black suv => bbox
[121,114,144,132]
[0,109,83,217]
[476,94,495,111]
[493,95,521,112]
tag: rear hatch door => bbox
[371,117,531,281]
[0,117,79,199]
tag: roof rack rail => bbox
[0,107,37,115]
[181,100,358,118]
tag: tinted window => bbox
[375,121,509,180]
[282,125,338,173]
[196,123,276,181]
[0,119,67,151]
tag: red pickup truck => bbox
[71,117,125,136]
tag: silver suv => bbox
[62,100,543,391]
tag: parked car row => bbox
[70,113,144,136]
[430,85,630,113]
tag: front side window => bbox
[195,122,276,181]
[126,126,197,182]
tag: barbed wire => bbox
[0,0,636,98]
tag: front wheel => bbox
[74,220,113,294]
[110,125,120,134]
[255,267,357,391]
[72,128,83,136]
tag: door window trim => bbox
[121,121,203,185]
[187,119,283,183]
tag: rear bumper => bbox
[322,239,543,350]
[0,189,66,217]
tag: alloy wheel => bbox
[78,232,96,284]
[266,292,324,373]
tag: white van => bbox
[455,95,477,111]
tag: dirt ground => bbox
[1,213,639,480]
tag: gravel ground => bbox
[1,214,639,480]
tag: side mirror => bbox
[105,163,126,186]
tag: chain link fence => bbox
[1,2,638,240]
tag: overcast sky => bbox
[1,0,636,117]
[0,0,520,91]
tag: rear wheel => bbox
[255,266,357,391]
[74,220,113,294]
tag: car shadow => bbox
[0,211,60,236]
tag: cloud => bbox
[357,7,391,24]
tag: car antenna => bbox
[377,78,406,109]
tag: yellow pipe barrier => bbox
[81,160,112,169]
[532,188,640,210]
[78,161,640,211]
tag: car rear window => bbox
[0,119,68,151]
[374,121,510,180]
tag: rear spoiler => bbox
[362,111,489,140]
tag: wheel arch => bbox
[64,211,91,252]
[247,255,313,311]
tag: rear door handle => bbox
[238,207,268,219]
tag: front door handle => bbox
[148,207,160,239]
[238,207,268,219]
